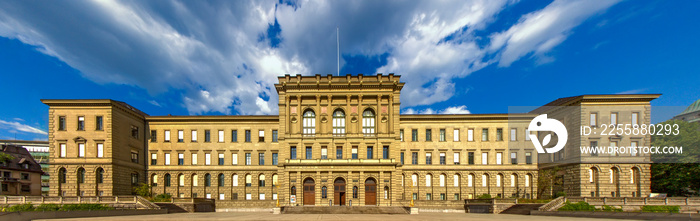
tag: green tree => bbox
[537,167,562,199]
[0,152,14,162]
[132,183,152,197]
[651,120,700,196]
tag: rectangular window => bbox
[425,153,432,164]
[468,152,474,165]
[259,153,265,165]
[191,130,198,142]
[272,130,278,142]
[150,130,157,142]
[336,146,343,159]
[590,141,598,156]
[439,129,446,141]
[454,152,460,164]
[439,152,446,165]
[245,130,251,142]
[219,153,224,165]
[426,129,432,141]
[482,129,489,141]
[510,152,517,164]
[590,113,597,127]
[290,146,297,160]
[192,153,198,165]
[321,147,328,159]
[78,143,85,157]
[231,130,238,142]
[631,141,638,156]
[77,116,85,130]
[526,152,532,164]
[232,193,238,200]
[496,128,503,141]
[232,153,238,165]
[366,146,373,159]
[400,129,404,141]
[426,193,432,200]
[632,112,639,125]
[59,143,66,158]
[400,152,404,164]
[352,147,358,159]
[95,116,103,130]
[496,152,502,165]
[258,130,265,142]
[412,152,418,165]
[411,129,418,141]
[178,130,184,142]
[481,152,488,165]
[218,130,224,142]
[151,153,157,165]
[306,147,313,159]
[453,129,460,141]
[468,129,474,141]
[510,128,516,141]
[611,112,618,125]
[131,151,138,163]
[165,153,171,165]
[383,146,389,159]
[219,194,225,200]
[246,193,252,200]
[525,129,531,141]
[178,153,184,165]
[97,143,104,158]
[131,125,139,139]
[58,116,66,131]
[272,153,278,165]
[245,153,251,165]
[164,130,171,142]
[204,130,211,142]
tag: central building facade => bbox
[43,74,658,208]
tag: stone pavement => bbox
[36,212,643,221]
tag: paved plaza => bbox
[37,212,641,221]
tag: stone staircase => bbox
[282,206,410,214]
[499,204,545,215]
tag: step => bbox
[499,204,545,215]
[282,206,410,214]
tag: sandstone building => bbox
[42,74,659,207]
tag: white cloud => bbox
[616,88,647,95]
[0,119,48,135]
[402,105,471,115]
[148,100,162,107]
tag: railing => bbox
[285,159,395,164]
[538,196,565,211]
[464,198,517,205]
[0,195,157,209]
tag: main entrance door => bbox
[365,178,377,205]
[334,178,346,205]
[303,178,315,206]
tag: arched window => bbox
[178,174,185,186]
[353,186,358,198]
[164,174,171,187]
[77,168,85,184]
[96,168,104,184]
[630,168,635,184]
[510,174,517,187]
[439,174,446,187]
[454,174,460,187]
[59,167,67,184]
[362,109,375,135]
[259,174,266,187]
[411,174,418,187]
[384,186,389,199]
[272,174,278,187]
[245,174,252,187]
[333,109,346,135]
[192,174,199,186]
[218,173,225,187]
[401,174,405,186]
[205,174,211,187]
[468,174,474,187]
[482,174,489,187]
[496,174,502,187]
[426,174,432,187]
[151,173,158,186]
[303,110,316,135]
[232,174,238,186]
[291,186,296,195]
[322,186,328,199]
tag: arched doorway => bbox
[303,178,315,205]
[365,178,377,205]
[334,178,346,205]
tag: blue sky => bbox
[0,0,698,141]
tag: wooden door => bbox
[334,178,346,205]
[365,178,376,205]
[303,178,315,205]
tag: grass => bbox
[0,203,114,212]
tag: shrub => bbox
[600,205,623,212]
[554,191,566,198]
[35,204,61,211]
[59,204,114,211]
[152,193,172,202]
[517,198,552,204]
[477,194,492,199]
[6,203,34,212]
[558,201,596,211]
[133,183,152,197]
[641,205,679,213]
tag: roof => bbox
[0,145,44,174]
[41,99,149,117]
[530,94,661,113]
[680,98,700,115]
